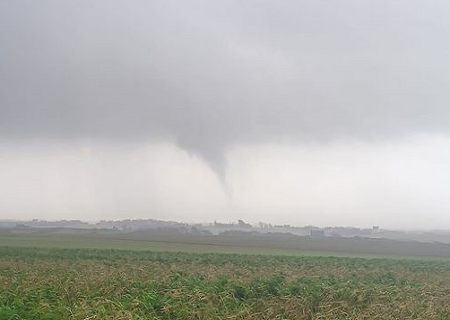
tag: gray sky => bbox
[1,0,450,228]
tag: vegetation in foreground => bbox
[1,247,450,319]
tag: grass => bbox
[1,246,450,319]
[1,232,449,260]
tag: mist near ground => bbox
[1,135,450,229]
[1,0,450,229]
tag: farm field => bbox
[1,246,450,319]
[2,231,450,260]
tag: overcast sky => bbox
[1,0,450,229]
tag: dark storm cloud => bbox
[2,0,450,177]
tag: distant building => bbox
[237,220,252,228]
[372,226,380,233]
[310,229,325,238]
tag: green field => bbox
[2,243,450,319]
[0,233,373,258]
[2,231,450,260]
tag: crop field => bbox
[2,231,450,260]
[1,247,450,320]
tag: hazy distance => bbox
[1,0,450,229]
